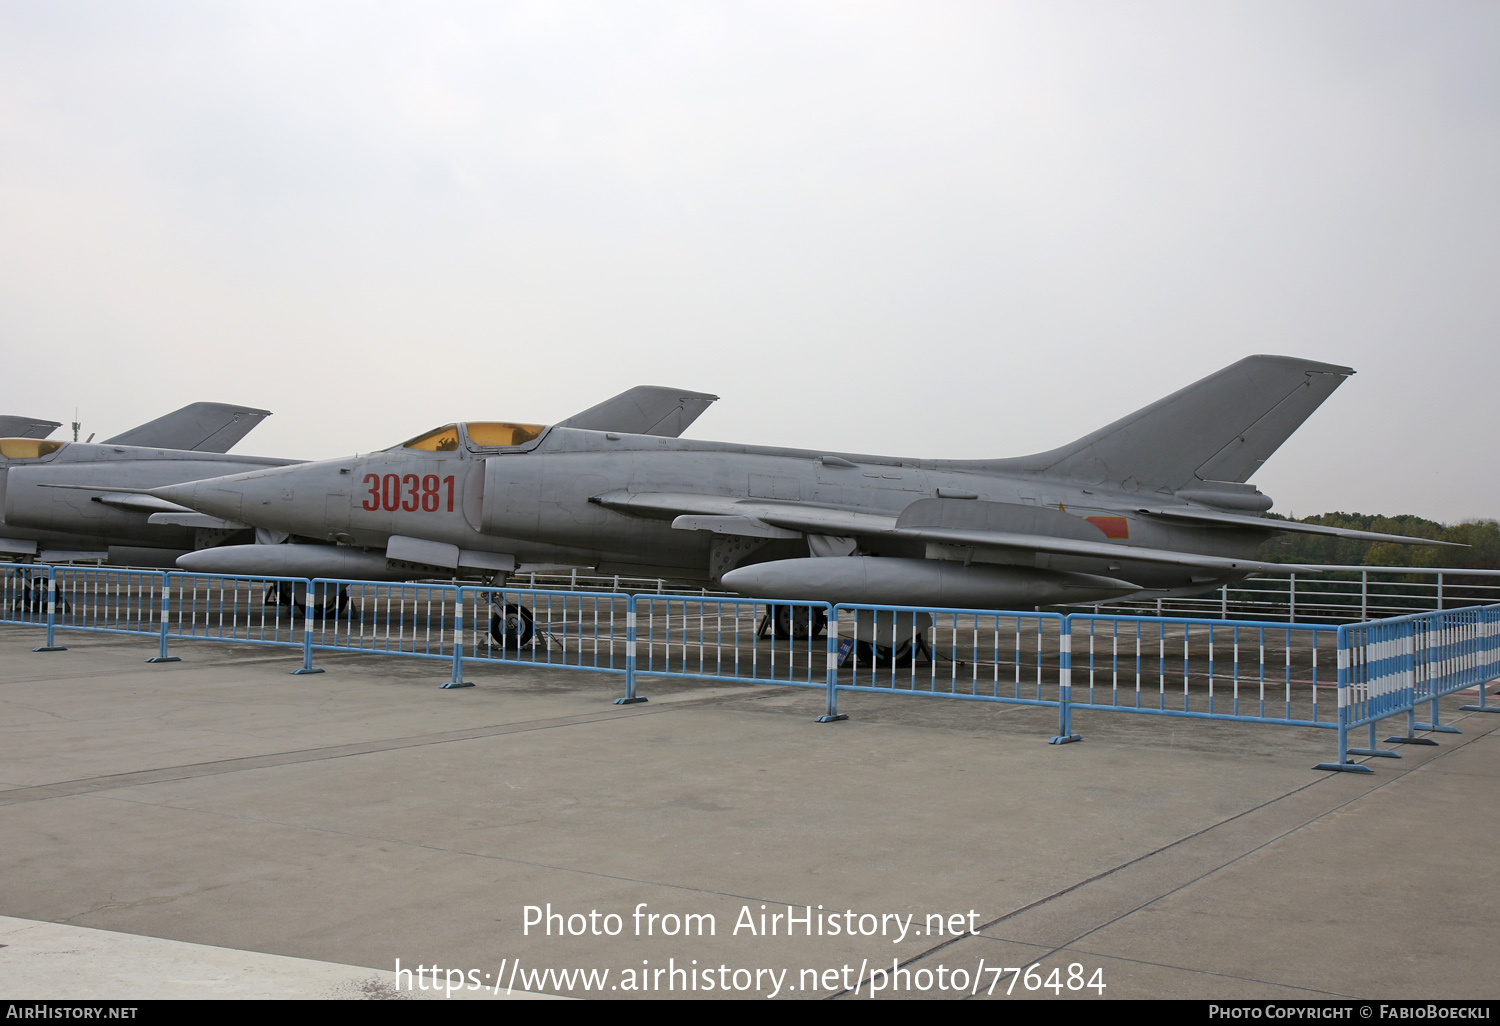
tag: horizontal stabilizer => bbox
[559,386,717,438]
[104,403,272,453]
[0,416,61,439]
[1007,356,1353,492]
[1139,507,1466,547]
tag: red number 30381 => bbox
[362,474,454,513]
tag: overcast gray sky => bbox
[2,1,1495,522]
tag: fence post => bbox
[32,565,66,653]
[441,586,473,688]
[1316,625,1373,772]
[1050,616,1080,744]
[146,571,180,663]
[293,577,325,675]
[817,606,847,723]
[614,593,646,704]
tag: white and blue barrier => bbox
[5,564,1497,771]
[1318,605,1500,773]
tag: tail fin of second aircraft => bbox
[558,385,718,438]
[103,403,272,453]
[0,416,62,439]
[1006,355,1354,493]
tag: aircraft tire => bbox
[852,638,916,668]
[295,585,350,621]
[489,603,535,651]
[771,604,827,639]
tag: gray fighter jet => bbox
[155,357,1453,615]
[2,388,718,568]
[1,403,284,566]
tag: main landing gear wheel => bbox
[770,604,828,639]
[264,583,349,619]
[489,602,534,650]
[851,639,915,667]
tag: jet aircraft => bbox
[3,388,718,569]
[1,402,284,566]
[154,357,1453,626]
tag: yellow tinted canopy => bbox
[400,422,545,452]
[464,422,544,447]
[401,424,463,452]
[0,438,64,459]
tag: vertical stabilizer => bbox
[104,403,272,453]
[1009,356,1353,491]
[0,416,62,439]
[558,386,718,437]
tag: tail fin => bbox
[103,402,272,452]
[0,416,61,439]
[558,385,718,437]
[1008,356,1353,492]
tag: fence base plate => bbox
[614,697,648,705]
[1048,734,1082,745]
[1459,705,1500,713]
[1414,722,1460,734]
[440,680,474,689]
[291,667,325,675]
[1386,736,1439,746]
[146,656,181,664]
[816,713,848,723]
[1314,761,1374,774]
[31,646,66,652]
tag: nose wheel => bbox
[489,602,535,650]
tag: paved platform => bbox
[1,626,1496,1000]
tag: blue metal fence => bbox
[4,563,1497,771]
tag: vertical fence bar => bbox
[1050,616,1079,744]
[147,572,180,663]
[292,578,324,674]
[33,565,66,652]
[615,595,644,704]
[441,586,472,688]
[818,607,846,722]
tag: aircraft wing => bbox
[103,403,272,452]
[896,525,1298,574]
[1139,507,1466,547]
[599,492,1304,575]
[558,387,718,438]
[0,416,62,439]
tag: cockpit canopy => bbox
[398,422,546,453]
[0,438,65,459]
